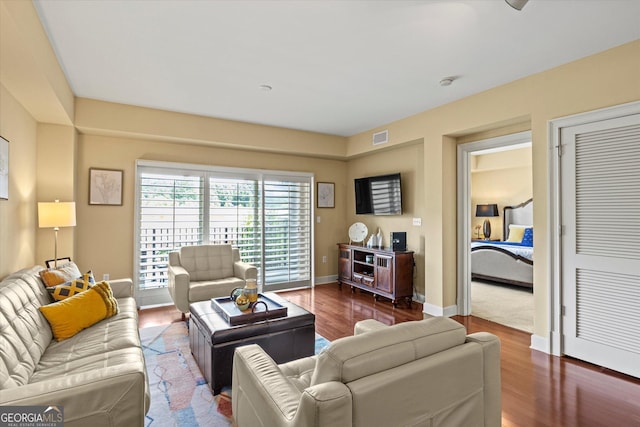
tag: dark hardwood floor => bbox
[138,283,640,427]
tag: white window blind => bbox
[138,171,204,290]
[263,176,312,290]
[209,175,262,272]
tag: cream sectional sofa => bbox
[0,266,149,427]
[233,317,501,427]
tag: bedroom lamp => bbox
[476,203,499,240]
[38,200,76,268]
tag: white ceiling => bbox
[33,0,640,137]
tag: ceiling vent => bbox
[372,130,389,145]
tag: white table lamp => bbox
[38,200,76,268]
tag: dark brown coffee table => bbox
[188,292,315,394]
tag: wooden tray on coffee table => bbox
[211,293,288,326]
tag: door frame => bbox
[547,100,640,356]
[456,131,532,316]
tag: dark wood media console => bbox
[337,243,414,307]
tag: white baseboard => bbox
[314,275,338,285]
[423,303,458,318]
[530,334,550,353]
[138,302,174,310]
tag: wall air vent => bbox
[372,130,389,145]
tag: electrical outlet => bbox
[103,273,110,281]
[322,256,327,263]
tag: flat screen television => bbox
[354,173,402,215]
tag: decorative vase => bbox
[483,219,492,239]
[244,279,258,303]
[376,228,382,247]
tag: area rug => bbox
[471,280,534,333]
[140,322,329,427]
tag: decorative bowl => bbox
[235,296,250,311]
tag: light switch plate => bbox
[412,218,422,226]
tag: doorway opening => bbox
[457,131,533,332]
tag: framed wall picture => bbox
[317,182,335,208]
[0,136,8,200]
[89,168,123,205]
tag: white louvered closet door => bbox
[560,114,640,378]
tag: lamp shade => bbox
[38,201,76,228]
[475,204,499,217]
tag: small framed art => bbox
[317,182,335,208]
[89,168,123,205]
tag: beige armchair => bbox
[167,244,257,318]
[232,317,501,427]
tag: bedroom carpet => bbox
[471,281,534,333]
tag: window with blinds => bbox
[135,162,312,297]
[208,176,262,272]
[138,171,204,290]
[263,176,312,290]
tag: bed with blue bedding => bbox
[471,199,534,288]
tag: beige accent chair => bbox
[167,244,258,318]
[232,317,501,427]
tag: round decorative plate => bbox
[348,222,368,243]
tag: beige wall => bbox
[0,85,38,278]
[75,98,347,159]
[75,133,347,281]
[471,147,533,241]
[346,142,425,297]
[1,0,75,278]
[36,124,77,265]
[0,0,73,124]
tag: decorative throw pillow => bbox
[47,272,96,301]
[521,227,534,247]
[506,225,528,243]
[39,262,82,287]
[39,281,119,341]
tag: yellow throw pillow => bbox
[506,225,527,242]
[47,272,95,301]
[39,262,82,287]
[39,281,119,341]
